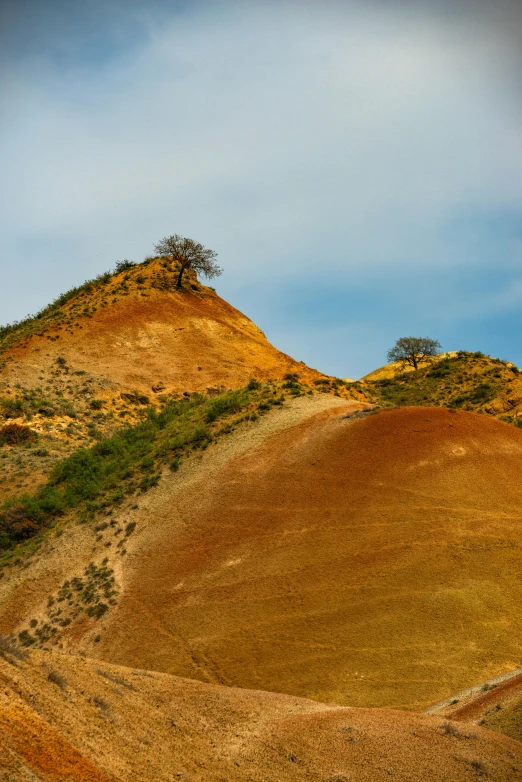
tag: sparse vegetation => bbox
[47,668,67,689]
[441,721,461,737]
[96,667,136,690]
[0,383,287,556]
[0,632,27,661]
[16,561,120,648]
[0,423,35,446]
[366,352,522,419]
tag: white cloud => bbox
[1,0,522,361]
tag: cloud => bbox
[1,0,522,375]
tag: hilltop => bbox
[0,258,321,393]
[0,259,366,503]
[355,351,522,424]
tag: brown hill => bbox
[1,259,320,395]
[358,351,522,424]
[1,647,520,782]
[1,260,360,502]
[3,400,522,714]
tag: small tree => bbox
[387,336,441,370]
[153,235,222,289]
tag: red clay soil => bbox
[444,674,522,723]
[92,406,522,711]
[3,274,321,395]
[1,649,521,782]
[0,700,109,781]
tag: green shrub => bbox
[0,397,25,418]
[205,390,246,423]
[115,260,135,273]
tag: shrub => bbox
[90,399,104,410]
[86,603,109,619]
[247,378,261,391]
[0,633,27,661]
[0,397,25,418]
[115,260,135,273]
[441,721,460,737]
[205,390,246,423]
[0,423,35,445]
[47,668,67,689]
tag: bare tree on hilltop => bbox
[387,336,442,371]
[153,234,222,289]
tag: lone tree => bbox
[153,234,222,289]
[387,336,442,370]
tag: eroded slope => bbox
[0,259,352,502]
[1,646,520,782]
[80,405,522,711]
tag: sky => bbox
[1,0,521,378]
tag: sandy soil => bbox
[1,648,521,782]
[2,264,324,396]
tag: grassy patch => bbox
[0,384,278,557]
[366,352,521,418]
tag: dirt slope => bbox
[0,259,342,502]
[1,259,320,395]
[5,403,522,712]
[1,648,521,782]
[4,402,522,713]
[427,669,522,743]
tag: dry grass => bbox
[0,632,27,662]
[0,648,520,782]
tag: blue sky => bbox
[1,0,522,378]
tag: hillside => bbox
[0,258,320,392]
[3,400,522,715]
[2,647,520,782]
[0,259,365,503]
[3,267,522,777]
[427,669,522,743]
[357,351,522,424]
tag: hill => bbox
[4,401,522,714]
[1,645,520,781]
[356,351,522,424]
[0,258,320,393]
[0,259,364,503]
